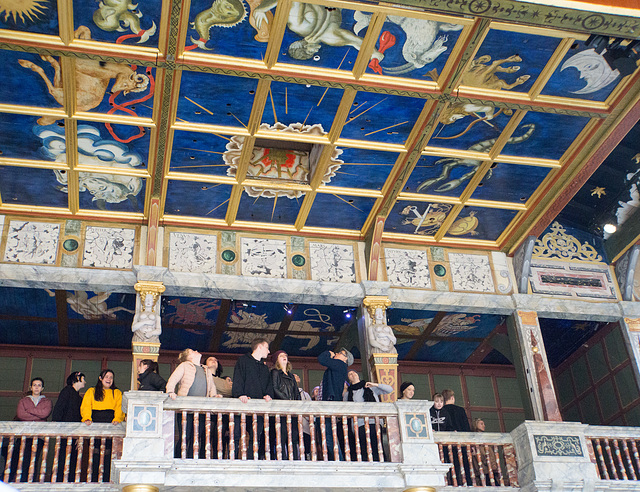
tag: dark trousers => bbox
[316,417,344,461]
[349,422,385,462]
[233,414,265,459]
[269,416,299,460]
[56,438,78,482]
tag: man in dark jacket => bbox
[442,389,471,483]
[317,348,353,460]
[442,389,470,431]
[232,338,274,458]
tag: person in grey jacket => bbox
[344,370,392,461]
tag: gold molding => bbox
[363,295,392,320]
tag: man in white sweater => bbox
[343,370,392,461]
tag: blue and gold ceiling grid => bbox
[0,0,638,251]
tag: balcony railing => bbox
[163,397,401,462]
[434,432,519,487]
[0,421,124,485]
[586,426,640,481]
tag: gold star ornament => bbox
[590,187,606,198]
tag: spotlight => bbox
[345,312,352,319]
[343,308,354,319]
[604,223,617,234]
[283,304,293,315]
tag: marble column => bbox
[131,281,166,391]
[618,301,640,395]
[361,296,398,402]
[507,311,562,422]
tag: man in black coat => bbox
[442,389,470,432]
[442,389,471,484]
[232,338,274,458]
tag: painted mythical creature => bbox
[560,48,619,95]
[392,314,480,347]
[44,290,135,320]
[18,26,149,125]
[224,309,337,350]
[417,123,536,193]
[93,0,157,43]
[353,12,462,75]
[165,298,221,325]
[400,203,451,235]
[460,55,530,90]
[252,1,382,62]
[190,0,247,49]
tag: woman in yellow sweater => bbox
[81,369,124,482]
[81,369,125,424]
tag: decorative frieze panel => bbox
[384,247,431,288]
[309,242,356,283]
[240,237,288,278]
[529,260,618,300]
[449,253,495,293]
[534,435,583,457]
[168,231,217,273]
[82,226,136,269]
[2,220,61,265]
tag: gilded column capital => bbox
[363,295,392,320]
[134,281,166,308]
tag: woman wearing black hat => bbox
[270,350,300,459]
[399,381,415,400]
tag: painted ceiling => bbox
[0,286,606,365]
[0,0,636,255]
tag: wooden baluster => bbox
[205,412,211,460]
[181,411,187,459]
[447,445,457,486]
[485,444,496,486]
[298,412,305,461]
[63,436,72,482]
[613,439,627,479]
[630,440,640,478]
[456,444,467,485]
[26,437,38,482]
[193,412,200,459]
[15,437,26,482]
[468,444,480,486]
[4,437,14,482]
[309,414,317,461]
[593,438,609,479]
[217,412,223,460]
[87,437,95,482]
[97,438,106,482]
[320,416,328,461]
[503,443,519,487]
[51,437,60,481]
[494,445,504,486]
[240,413,247,460]
[331,415,339,461]
[252,413,259,460]
[229,413,235,460]
[604,438,619,479]
[275,413,282,460]
[342,417,350,462]
[287,414,293,461]
[375,417,384,462]
[353,416,362,462]
[364,419,373,462]
[75,437,84,483]
[264,412,270,461]
[39,436,49,483]
[621,440,636,480]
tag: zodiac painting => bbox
[34,124,145,211]
[399,203,478,236]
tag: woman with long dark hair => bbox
[270,350,300,459]
[52,371,85,481]
[81,369,125,425]
[80,369,124,482]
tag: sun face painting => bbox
[0,0,49,24]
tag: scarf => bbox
[347,381,376,402]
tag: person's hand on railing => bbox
[239,395,250,403]
[84,420,92,426]
[168,391,177,400]
[264,395,272,402]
